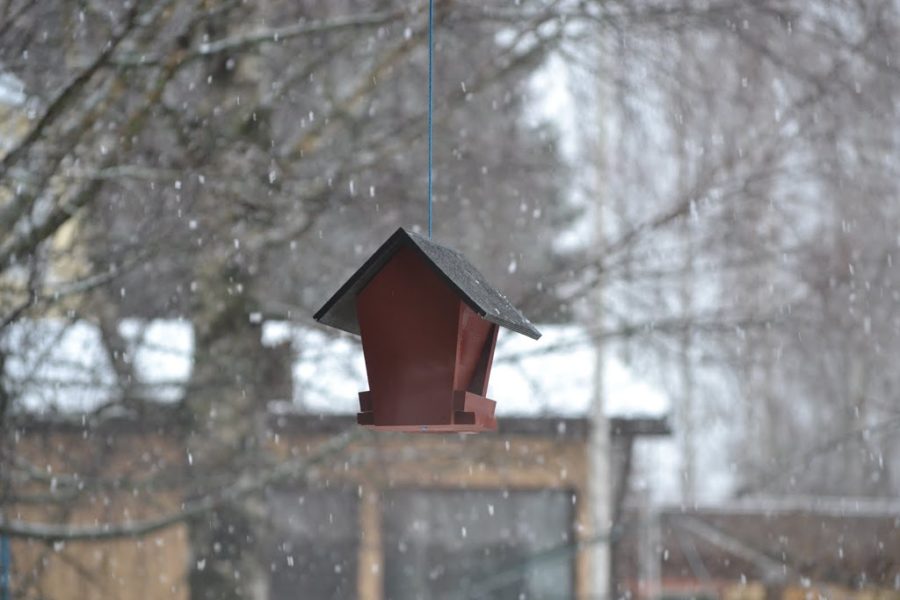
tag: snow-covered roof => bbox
[266,322,669,417]
[2,319,669,418]
[661,495,900,518]
[3,319,193,413]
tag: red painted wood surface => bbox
[354,246,499,432]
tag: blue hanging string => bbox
[427,0,434,239]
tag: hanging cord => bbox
[427,0,434,238]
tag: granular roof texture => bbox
[314,227,541,339]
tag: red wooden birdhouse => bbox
[313,228,541,433]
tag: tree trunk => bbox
[184,258,270,600]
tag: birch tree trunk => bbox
[590,316,612,599]
[589,32,612,596]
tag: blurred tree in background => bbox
[2,1,900,598]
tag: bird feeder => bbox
[313,228,541,433]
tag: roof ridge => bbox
[314,228,541,339]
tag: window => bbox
[383,489,574,600]
[266,489,359,600]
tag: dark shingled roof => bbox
[313,228,541,339]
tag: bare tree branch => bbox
[0,429,363,541]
